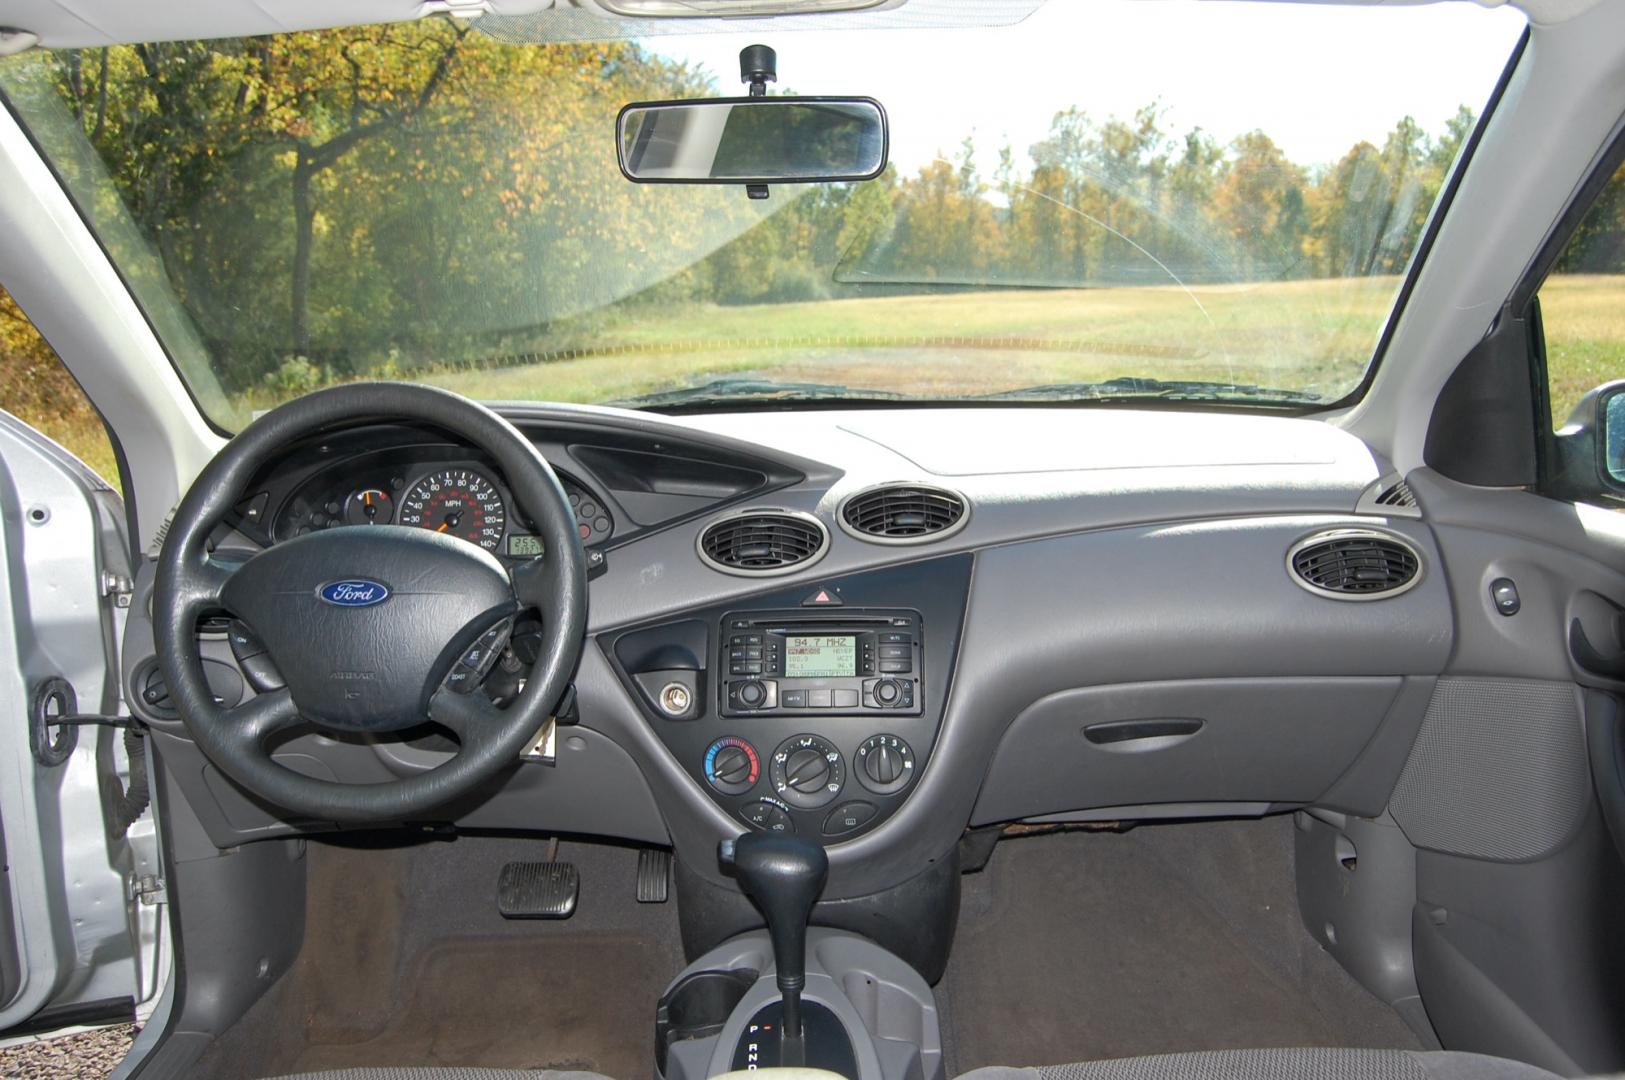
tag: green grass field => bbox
[14,274,1625,488]
[420,276,1402,407]
[410,274,1625,423]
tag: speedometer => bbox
[397,469,507,551]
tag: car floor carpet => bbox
[191,833,685,1080]
[937,815,1424,1076]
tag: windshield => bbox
[0,1,1524,427]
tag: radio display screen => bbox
[784,635,857,679]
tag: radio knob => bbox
[785,747,832,793]
[873,678,902,707]
[738,680,767,708]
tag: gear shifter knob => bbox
[720,833,828,1050]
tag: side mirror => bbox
[1554,379,1625,499]
[1603,388,1625,485]
[616,97,888,187]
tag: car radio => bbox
[719,608,923,717]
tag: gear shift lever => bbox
[719,833,828,1064]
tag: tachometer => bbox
[398,469,506,551]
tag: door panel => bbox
[0,410,146,1033]
[1394,467,1625,1074]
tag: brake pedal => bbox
[637,848,671,903]
[497,860,579,919]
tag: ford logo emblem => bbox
[317,580,390,607]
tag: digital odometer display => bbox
[397,469,506,551]
[784,635,857,679]
[507,534,544,557]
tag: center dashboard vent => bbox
[697,509,829,576]
[1288,529,1422,600]
[839,482,969,544]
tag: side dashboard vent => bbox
[839,483,969,544]
[1375,480,1417,509]
[697,509,829,576]
[1356,473,1423,518]
[1288,529,1422,600]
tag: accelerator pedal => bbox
[497,860,579,919]
[637,848,672,903]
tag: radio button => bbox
[807,689,832,708]
[731,662,763,675]
[832,689,859,709]
[878,660,911,674]
[878,645,911,659]
[781,690,807,708]
[880,632,912,644]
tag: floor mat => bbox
[288,936,670,1076]
[193,835,685,1080]
[939,817,1422,1073]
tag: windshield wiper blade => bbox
[608,378,907,409]
[976,376,1323,405]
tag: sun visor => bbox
[474,0,1044,43]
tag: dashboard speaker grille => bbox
[1289,530,1420,599]
[698,511,828,575]
[840,483,968,543]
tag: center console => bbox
[655,833,945,1080]
[603,554,971,847]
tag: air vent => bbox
[839,483,969,544]
[697,509,829,576]
[1356,474,1422,518]
[1288,529,1422,601]
[1374,480,1417,509]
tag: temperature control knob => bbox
[856,734,915,795]
[770,734,845,810]
[704,737,760,796]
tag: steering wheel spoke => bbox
[221,687,304,749]
[174,552,244,623]
[510,556,553,610]
[429,683,505,745]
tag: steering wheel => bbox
[153,383,588,823]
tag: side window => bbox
[0,285,120,491]
[1540,158,1625,433]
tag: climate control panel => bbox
[603,556,972,846]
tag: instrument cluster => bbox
[270,455,613,557]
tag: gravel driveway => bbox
[0,1024,135,1079]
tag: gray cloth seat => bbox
[266,1065,614,1071]
[264,1048,1564,1080]
[958,1049,1564,1080]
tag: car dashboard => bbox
[120,402,1455,905]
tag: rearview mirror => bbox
[617,97,888,186]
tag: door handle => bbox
[1569,616,1625,680]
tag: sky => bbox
[649,0,1528,177]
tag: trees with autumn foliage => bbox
[0,18,1509,400]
